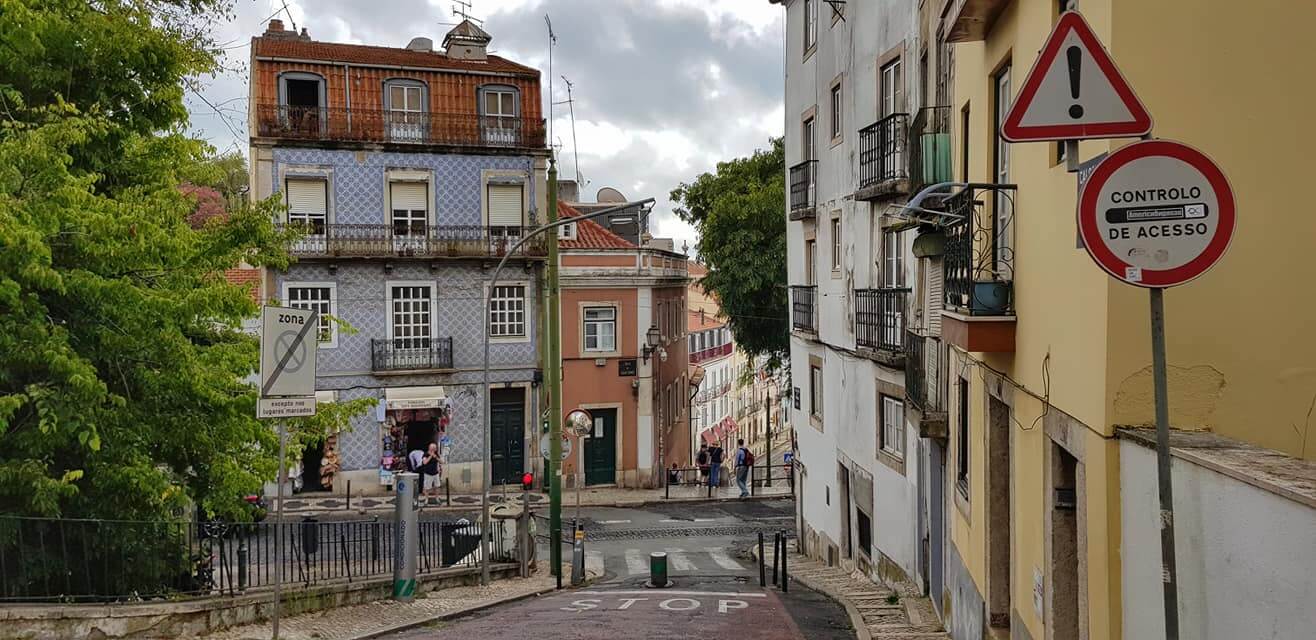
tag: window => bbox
[805,239,817,285]
[884,230,905,287]
[487,182,525,247]
[803,117,815,161]
[856,510,872,557]
[830,217,842,271]
[479,85,519,144]
[810,364,823,419]
[489,284,526,338]
[803,0,817,53]
[960,104,971,183]
[880,59,903,118]
[993,66,1013,278]
[584,306,617,352]
[957,376,970,497]
[881,395,905,458]
[558,221,577,240]
[285,284,336,347]
[390,181,428,240]
[278,72,325,135]
[384,79,426,142]
[829,83,842,139]
[919,51,929,109]
[389,284,433,349]
[285,178,328,234]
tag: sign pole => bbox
[272,420,287,640]
[1148,287,1180,639]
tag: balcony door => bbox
[389,284,434,369]
[278,72,325,136]
[883,230,906,347]
[390,181,429,254]
[286,178,328,253]
[487,183,524,252]
[480,87,519,145]
[993,66,1013,280]
[880,58,904,177]
[386,82,426,143]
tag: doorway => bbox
[838,463,852,559]
[584,408,617,485]
[490,388,525,485]
[988,396,1012,629]
[930,442,947,617]
[404,421,437,460]
[300,439,326,493]
[1050,444,1080,640]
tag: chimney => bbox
[443,19,491,61]
[406,37,435,52]
[265,18,285,34]
[557,179,580,203]
[299,27,311,40]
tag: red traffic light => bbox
[521,472,534,490]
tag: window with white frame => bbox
[487,182,525,244]
[286,285,335,346]
[880,59,904,118]
[479,86,519,144]
[285,178,327,234]
[489,284,526,338]
[390,284,433,349]
[804,0,817,52]
[583,306,616,352]
[831,217,842,271]
[881,395,905,458]
[390,181,428,238]
[884,230,905,287]
[810,364,823,419]
[830,83,842,139]
[384,80,426,142]
[558,221,577,240]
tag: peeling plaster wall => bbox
[1112,364,1226,430]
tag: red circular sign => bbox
[1078,139,1235,288]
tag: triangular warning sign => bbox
[1001,11,1152,142]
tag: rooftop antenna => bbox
[545,14,557,156]
[555,75,583,185]
[452,0,483,24]
[280,0,298,32]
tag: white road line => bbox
[659,518,720,523]
[577,590,767,598]
[624,549,648,575]
[596,519,632,524]
[704,547,745,571]
[663,548,697,571]
[585,551,604,576]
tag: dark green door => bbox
[584,408,617,485]
[490,388,525,485]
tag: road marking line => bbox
[659,518,720,523]
[597,519,632,524]
[624,549,648,575]
[704,547,745,571]
[577,590,767,598]
[585,551,604,576]
[663,548,696,571]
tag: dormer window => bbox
[558,221,578,241]
[478,85,520,145]
[277,72,326,135]
[384,79,428,143]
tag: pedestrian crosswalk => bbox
[586,547,752,579]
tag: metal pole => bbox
[780,530,788,593]
[272,421,287,639]
[758,532,766,587]
[393,473,418,601]
[1149,287,1180,639]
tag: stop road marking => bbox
[560,590,763,614]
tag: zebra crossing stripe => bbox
[585,551,605,576]
[663,549,697,571]
[624,549,648,575]
[704,547,745,571]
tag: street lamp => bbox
[642,325,663,363]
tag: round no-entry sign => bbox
[1078,139,1235,287]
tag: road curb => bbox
[748,547,871,640]
[275,492,795,519]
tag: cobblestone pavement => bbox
[203,563,563,640]
[756,545,949,640]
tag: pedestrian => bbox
[708,442,724,489]
[668,462,681,486]
[696,444,710,484]
[408,446,426,499]
[421,442,441,497]
[734,438,754,499]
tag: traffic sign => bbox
[541,433,572,460]
[1078,140,1235,288]
[1001,11,1152,142]
[257,396,317,418]
[260,306,318,399]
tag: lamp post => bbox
[478,186,655,585]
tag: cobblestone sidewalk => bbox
[204,563,563,640]
[757,545,948,640]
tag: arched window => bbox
[478,84,520,145]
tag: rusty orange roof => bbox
[689,309,726,332]
[252,36,539,77]
[558,202,636,250]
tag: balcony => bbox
[908,106,954,198]
[790,285,817,334]
[854,287,909,367]
[788,160,818,221]
[941,186,1017,352]
[945,0,1012,43]
[690,342,734,365]
[253,104,547,150]
[277,224,547,259]
[371,338,454,373]
[905,331,948,439]
[856,113,909,201]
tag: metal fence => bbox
[276,224,547,259]
[854,288,909,353]
[0,515,507,603]
[371,337,455,372]
[253,104,548,149]
[859,113,910,189]
[788,160,817,220]
[790,285,817,333]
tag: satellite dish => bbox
[596,187,627,203]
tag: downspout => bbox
[343,63,352,132]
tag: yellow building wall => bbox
[1009,391,1048,640]
[948,352,988,600]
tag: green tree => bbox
[0,0,371,523]
[671,138,788,368]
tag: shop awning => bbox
[385,386,447,410]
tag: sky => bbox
[186,0,786,254]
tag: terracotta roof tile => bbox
[688,309,726,332]
[558,202,636,250]
[252,36,538,76]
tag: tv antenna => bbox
[545,14,557,154]
[554,76,584,186]
[452,0,483,24]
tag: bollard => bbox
[392,473,419,601]
[758,532,766,587]
[665,472,670,500]
[346,481,352,511]
[648,551,671,588]
[237,538,248,591]
[780,530,788,593]
[571,537,585,586]
[772,532,780,586]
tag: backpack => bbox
[742,448,755,467]
[710,447,724,464]
[696,450,709,466]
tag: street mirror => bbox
[565,408,593,437]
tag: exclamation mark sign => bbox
[1067,46,1084,119]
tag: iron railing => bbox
[790,285,817,333]
[908,106,953,197]
[854,288,909,353]
[905,330,945,413]
[254,104,547,149]
[0,516,507,602]
[371,337,455,372]
[788,160,818,220]
[689,343,734,364]
[859,113,910,190]
[943,185,1015,315]
[277,224,547,259]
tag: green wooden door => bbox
[583,408,617,485]
[490,389,525,485]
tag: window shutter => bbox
[390,182,428,211]
[927,256,943,335]
[487,184,523,226]
[286,179,327,215]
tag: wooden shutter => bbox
[390,182,428,212]
[286,179,327,215]
[927,256,943,335]
[487,184,523,227]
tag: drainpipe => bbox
[343,63,351,132]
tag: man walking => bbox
[734,439,754,498]
[708,442,724,490]
[697,443,711,485]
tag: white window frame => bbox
[884,230,905,287]
[881,395,905,458]
[386,281,436,350]
[810,365,823,419]
[583,305,618,354]
[831,216,842,271]
[803,0,817,53]
[282,282,338,348]
[994,66,1013,279]
[558,221,577,240]
[488,282,529,343]
[880,59,903,118]
[830,83,843,140]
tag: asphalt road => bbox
[386,498,854,640]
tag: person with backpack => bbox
[696,444,710,484]
[734,439,754,498]
[708,442,725,490]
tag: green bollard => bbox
[647,551,672,588]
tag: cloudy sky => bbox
[187,0,786,253]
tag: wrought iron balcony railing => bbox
[854,288,910,354]
[858,113,910,191]
[908,106,953,197]
[371,337,454,372]
[254,104,548,149]
[790,285,817,333]
[788,160,818,220]
[276,224,547,259]
[905,330,946,414]
[943,185,1016,315]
